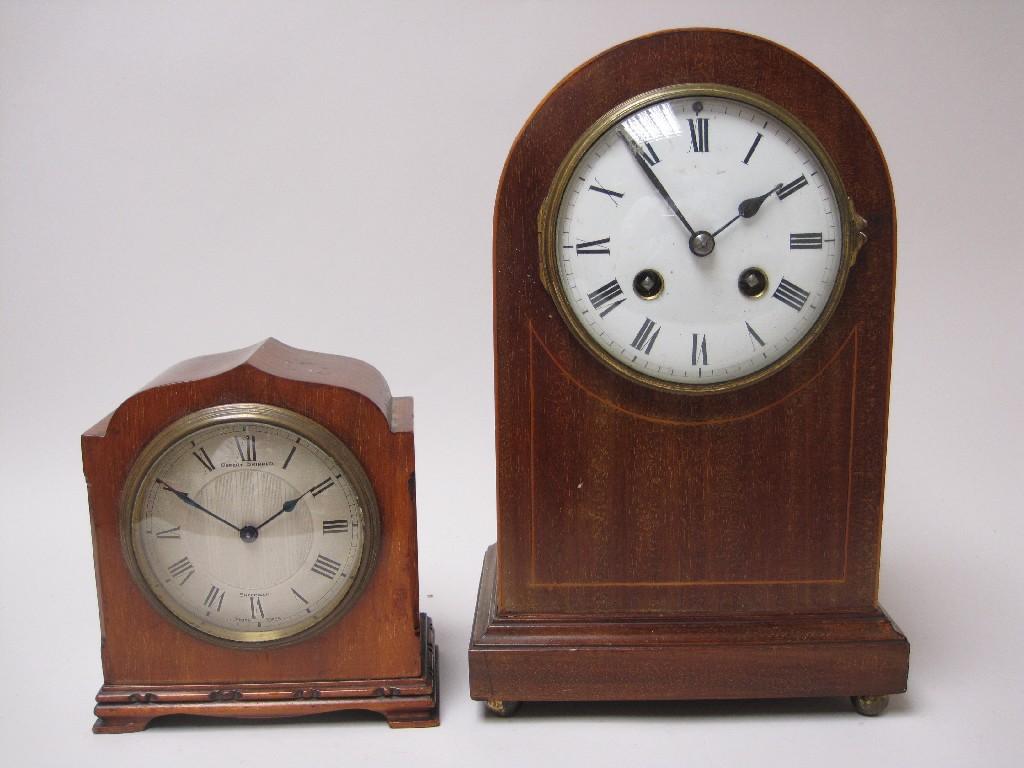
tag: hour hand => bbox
[738,183,783,218]
[618,129,696,236]
[156,478,240,531]
[712,183,783,237]
[256,488,312,531]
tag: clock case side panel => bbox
[491,29,899,617]
[82,340,426,689]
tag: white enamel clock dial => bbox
[546,86,853,391]
[126,408,376,645]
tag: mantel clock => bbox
[469,29,909,716]
[83,339,438,731]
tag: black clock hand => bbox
[256,487,314,531]
[156,478,240,531]
[618,129,696,236]
[711,183,784,237]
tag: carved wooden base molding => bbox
[95,615,439,732]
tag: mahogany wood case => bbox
[83,339,438,731]
[469,29,909,705]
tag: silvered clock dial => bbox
[122,404,379,646]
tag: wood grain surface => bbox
[471,28,909,705]
[83,338,438,730]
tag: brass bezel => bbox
[538,83,863,395]
[119,403,381,649]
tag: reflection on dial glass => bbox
[556,93,844,387]
[131,420,368,643]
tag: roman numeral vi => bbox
[691,334,708,366]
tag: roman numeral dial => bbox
[550,89,847,389]
[130,416,374,644]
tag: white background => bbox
[1,1,1022,766]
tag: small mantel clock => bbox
[469,29,909,716]
[82,339,438,731]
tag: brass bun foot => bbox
[485,699,521,717]
[851,695,889,716]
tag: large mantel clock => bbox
[83,339,438,731]
[469,29,909,716]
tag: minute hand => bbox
[156,478,240,532]
[618,130,695,236]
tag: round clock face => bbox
[541,85,854,393]
[123,405,378,646]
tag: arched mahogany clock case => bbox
[83,339,438,731]
[468,29,909,714]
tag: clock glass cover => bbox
[123,405,378,645]
[541,85,855,392]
